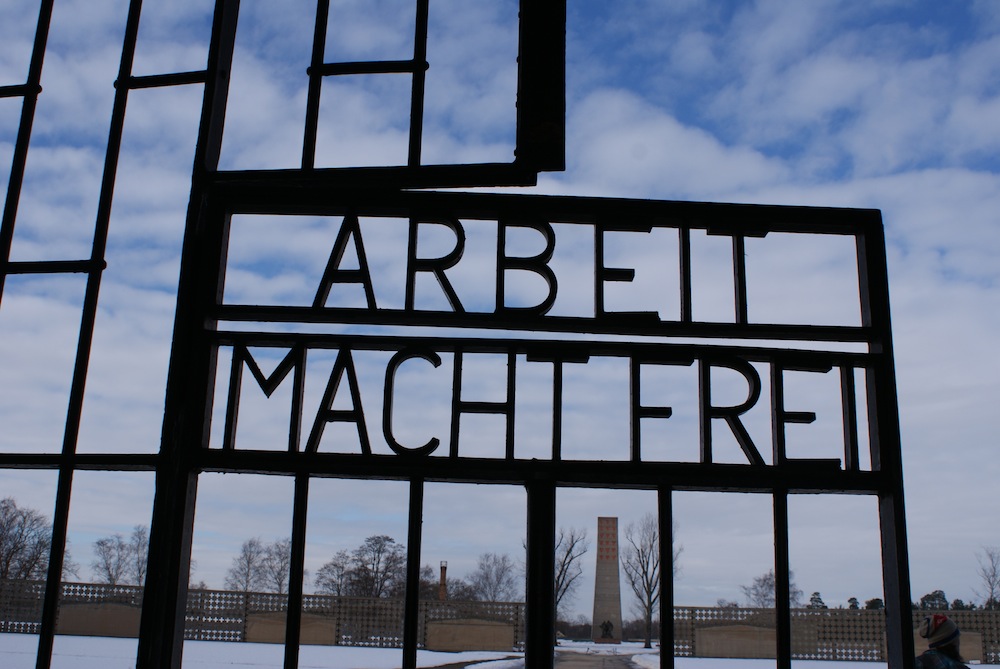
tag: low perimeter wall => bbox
[674,608,999,663]
[3,580,999,662]
[694,624,984,663]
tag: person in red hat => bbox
[916,614,968,669]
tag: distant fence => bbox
[672,607,1000,664]
[0,579,525,650]
[2,580,999,661]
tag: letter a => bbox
[313,213,377,309]
[305,349,372,454]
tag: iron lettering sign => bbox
[208,189,891,486]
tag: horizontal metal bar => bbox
[0,452,889,493]
[3,259,105,274]
[213,328,876,365]
[122,71,208,89]
[206,183,882,235]
[310,59,426,76]
[190,448,894,493]
[0,83,38,98]
[215,305,875,343]
[0,453,159,470]
[211,164,539,189]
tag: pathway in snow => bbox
[555,651,640,668]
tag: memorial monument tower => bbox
[591,517,623,643]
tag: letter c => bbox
[383,348,442,456]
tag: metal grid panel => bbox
[0,1,564,667]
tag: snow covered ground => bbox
[0,634,895,669]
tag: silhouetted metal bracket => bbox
[221,0,566,189]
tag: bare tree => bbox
[413,563,479,600]
[621,513,681,649]
[741,568,803,608]
[90,525,149,586]
[126,525,149,586]
[350,534,406,598]
[91,534,130,585]
[977,545,1000,610]
[225,537,267,593]
[444,575,479,601]
[554,527,589,617]
[315,549,353,595]
[62,541,81,581]
[0,497,53,581]
[261,537,292,594]
[314,536,408,598]
[469,552,520,602]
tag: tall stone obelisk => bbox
[591,516,623,643]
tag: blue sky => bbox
[1,0,999,624]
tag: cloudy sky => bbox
[1,0,999,627]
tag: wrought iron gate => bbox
[0,2,912,669]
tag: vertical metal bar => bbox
[697,360,712,464]
[223,346,243,449]
[138,2,241,667]
[404,215,419,310]
[594,223,605,316]
[407,0,429,167]
[679,227,692,323]
[658,487,675,669]
[0,0,54,301]
[137,471,200,669]
[857,221,913,669]
[288,346,306,452]
[505,351,516,459]
[732,234,748,324]
[840,364,860,471]
[37,0,144,665]
[449,348,463,457]
[770,361,787,467]
[630,357,641,462]
[551,359,563,461]
[302,0,330,169]
[196,0,240,174]
[524,479,556,669]
[35,469,71,669]
[878,492,913,669]
[283,473,310,669]
[773,490,792,669]
[402,477,425,669]
[514,0,566,171]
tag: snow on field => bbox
[1,634,518,669]
[0,634,895,669]
[557,642,890,669]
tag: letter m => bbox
[222,345,306,451]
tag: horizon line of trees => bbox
[5,496,1000,617]
[225,529,590,607]
[717,572,1000,612]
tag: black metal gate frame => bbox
[0,1,914,669]
[144,180,913,669]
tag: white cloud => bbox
[558,88,788,199]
